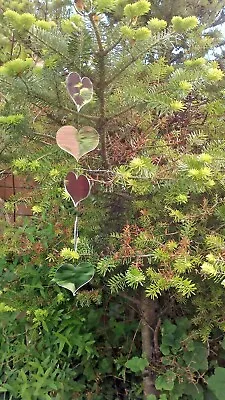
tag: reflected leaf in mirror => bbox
[66,72,93,112]
[56,125,99,161]
[64,172,91,207]
[52,262,95,296]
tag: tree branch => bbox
[210,9,225,28]
[140,293,159,398]
[120,292,141,306]
[62,105,99,121]
[106,53,138,87]
[153,318,161,361]
[106,30,174,87]
[89,13,104,53]
[107,104,137,121]
[103,35,123,56]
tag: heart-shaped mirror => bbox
[53,262,95,296]
[56,125,99,161]
[65,172,91,207]
[66,72,93,112]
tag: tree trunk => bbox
[140,291,159,398]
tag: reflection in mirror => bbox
[66,72,93,112]
[64,172,91,207]
[56,125,99,161]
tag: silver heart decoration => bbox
[66,72,93,112]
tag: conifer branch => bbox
[106,54,138,87]
[103,36,123,56]
[106,31,174,86]
[210,9,225,28]
[89,13,104,53]
[107,104,137,120]
[62,106,99,121]
[27,30,70,62]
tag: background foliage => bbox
[1,0,225,398]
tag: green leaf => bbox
[207,367,225,400]
[125,356,148,373]
[183,383,204,400]
[183,342,208,371]
[160,344,170,356]
[162,356,173,365]
[204,390,218,400]
[99,358,113,374]
[155,371,176,391]
[52,262,95,295]
[162,319,177,336]
[147,396,157,400]
[54,332,71,354]
[160,320,177,354]
[221,336,225,350]
[172,382,203,400]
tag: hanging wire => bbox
[73,20,84,253]
[73,213,79,252]
[77,22,83,129]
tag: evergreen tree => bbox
[151,0,225,26]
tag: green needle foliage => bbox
[1,0,225,398]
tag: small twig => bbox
[126,320,141,360]
[35,149,58,161]
[114,191,133,200]
[103,35,123,56]
[32,110,42,123]
[83,168,114,174]
[0,91,9,104]
[34,132,55,139]
[0,145,9,156]
[32,137,53,146]
[153,318,161,360]
[120,292,141,306]
[63,105,99,121]
[10,31,15,60]
[107,104,137,121]
[119,253,154,259]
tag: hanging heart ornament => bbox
[56,125,99,161]
[66,72,93,112]
[65,172,91,207]
[52,262,95,296]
